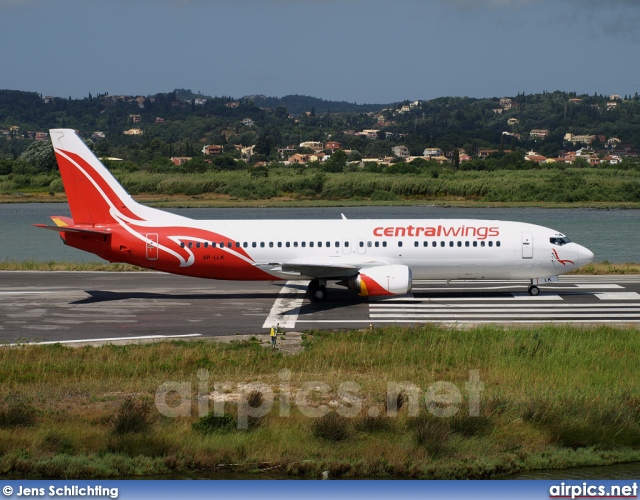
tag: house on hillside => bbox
[392,145,410,158]
[202,145,223,155]
[170,157,192,166]
[423,148,444,158]
[530,129,549,139]
[524,151,547,164]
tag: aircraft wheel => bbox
[309,284,328,302]
[528,285,540,296]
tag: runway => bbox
[1,272,639,344]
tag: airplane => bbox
[34,129,594,301]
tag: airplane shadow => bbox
[73,290,287,304]
[71,284,365,309]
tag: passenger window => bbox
[481,241,485,247]
[496,241,501,247]
[449,241,454,247]
[326,242,330,247]
[432,241,437,247]
[335,242,340,247]
[414,241,419,247]
[359,241,364,248]
[301,242,306,248]
[252,242,257,248]
[423,241,428,247]
[277,242,282,248]
[473,241,478,247]
[310,242,314,247]
[188,242,193,248]
[260,242,265,248]
[398,241,403,247]
[294,242,298,248]
[204,242,208,248]
[269,242,274,248]
[382,242,387,247]
[286,242,290,248]
[196,242,200,248]
[375,242,380,247]
[465,241,469,247]
[236,242,240,248]
[180,242,185,248]
[440,241,445,247]
[457,241,462,247]
[367,241,372,247]
[318,242,322,247]
[227,242,232,248]
[344,241,349,248]
[243,242,248,248]
[488,241,493,247]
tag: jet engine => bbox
[344,265,413,297]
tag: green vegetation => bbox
[2,165,640,205]
[2,89,640,204]
[1,324,640,478]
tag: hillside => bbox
[1,88,639,167]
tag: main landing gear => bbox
[528,284,540,296]
[307,279,328,302]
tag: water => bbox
[1,203,638,263]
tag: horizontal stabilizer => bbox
[32,224,111,235]
[33,216,110,235]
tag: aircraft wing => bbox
[258,261,387,279]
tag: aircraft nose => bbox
[576,245,594,266]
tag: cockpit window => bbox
[550,237,572,246]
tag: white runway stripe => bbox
[370,302,639,309]
[376,295,563,302]
[370,313,640,319]
[595,292,640,300]
[262,280,307,329]
[2,334,202,347]
[369,289,640,323]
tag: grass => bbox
[2,166,640,208]
[1,324,640,478]
[0,259,147,271]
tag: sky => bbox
[1,0,639,104]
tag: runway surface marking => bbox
[595,292,640,300]
[2,333,202,347]
[262,280,307,329]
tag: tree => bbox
[19,141,56,172]
[322,150,347,173]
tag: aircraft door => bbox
[521,232,533,259]
[146,233,159,260]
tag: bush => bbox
[311,412,350,441]
[111,398,152,435]
[0,403,37,428]
[193,412,236,433]
[410,415,450,456]
[354,413,391,433]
